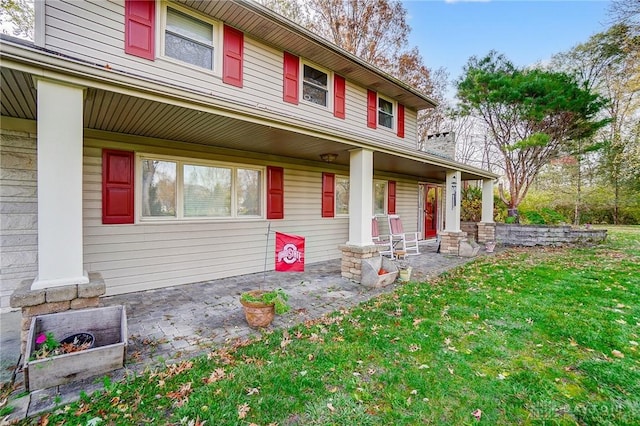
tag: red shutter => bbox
[321,173,335,218]
[334,74,346,119]
[367,89,377,129]
[267,166,284,219]
[124,0,155,60]
[283,52,299,104]
[223,25,244,88]
[102,149,134,224]
[387,180,396,215]
[397,104,405,138]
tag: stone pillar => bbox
[33,78,88,289]
[438,231,467,256]
[347,148,374,246]
[10,273,106,354]
[477,222,496,244]
[339,245,380,283]
[481,179,494,224]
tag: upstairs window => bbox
[302,64,328,106]
[165,7,215,70]
[378,97,394,129]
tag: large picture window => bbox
[164,7,215,70]
[140,156,262,220]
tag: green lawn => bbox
[29,227,640,425]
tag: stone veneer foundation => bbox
[339,245,381,283]
[9,272,106,354]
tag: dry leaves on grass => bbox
[166,382,193,407]
[237,403,250,419]
[203,368,229,384]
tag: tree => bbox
[0,0,34,40]
[552,24,640,224]
[609,0,640,27]
[456,51,609,220]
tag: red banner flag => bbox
[275,232,305,272]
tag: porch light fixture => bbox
[320,153,338,163]
[451,175,457,208]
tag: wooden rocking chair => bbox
[387,215,420,256]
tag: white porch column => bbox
[481,179,494,223]
[32,78,88,289]
[346,148,373,246]
[444,170,461,232]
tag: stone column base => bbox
[438,231,467,256]
[339,244,381,283]
[10,272,106,355]
[477,222,496,244]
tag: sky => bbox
[403,0,613,96]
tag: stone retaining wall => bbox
[495,224,607,246]
[461,222,478,241]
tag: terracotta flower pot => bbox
[240,290,276,327]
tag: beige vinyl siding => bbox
[371,178,420,238]
[396,180,420,234]
[0,126,38,310]
[83,137,349,297]
[44,1,418,152]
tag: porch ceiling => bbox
[1,67,487,181]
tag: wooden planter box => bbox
[24,306,127,391]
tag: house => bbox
[0,0,498,313]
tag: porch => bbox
[1,239,487,418]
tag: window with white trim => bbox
[378,96,394,129]
[163,5,218,70]
[336,175,349,215]
[302,63,329,107]
[140,156,262,220]
[373,180,387,215]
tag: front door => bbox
[424,184,439,238]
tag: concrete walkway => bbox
[1,241,480,421]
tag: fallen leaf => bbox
[472,408,482,420]
[327,402,335,412]
[280,330,291,350]
[203,368,226,384]
[237,403,250,419]
[612,350,625,358]
[246,387,260,396]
